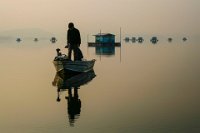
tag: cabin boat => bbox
[88,33,121,47]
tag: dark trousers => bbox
[68,44,83,61]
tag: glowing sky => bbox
[0,0,199,35]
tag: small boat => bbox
[124,37,130,42]
[168,38,172,42]
[150,37,158,44]
[137,37,144,43]
[88,33,121,47]
[53,49,95,73]
[131,37,136,43]
[16,38,21,42]
[183,37,187,41]
[34,38,38,42]
[50,37,57,43]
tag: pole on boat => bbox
[99,29,102,61]
[120,27,122,62]
[87,34,89,57]
[120,27,122,44]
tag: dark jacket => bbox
[67,28,81,46]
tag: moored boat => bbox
[150,36,158,44]
[183,37,187,41]
[16,38,21,42]
[137,37,144,43]
[168,38,172,42]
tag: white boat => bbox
[53,55,95,73]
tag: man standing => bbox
[66,22,83,61]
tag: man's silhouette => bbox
[66,22,83,61]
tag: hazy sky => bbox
[0,0,199,36]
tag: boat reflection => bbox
[52,70,96,127]
[95,45,115,56]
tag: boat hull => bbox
[53,59,96,73]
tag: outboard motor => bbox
[56,48,62,56]
[54,48,69,61]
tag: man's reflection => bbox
[52,70,96,127]
[56,87,81,127]
[66,87,81,127]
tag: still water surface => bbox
[0,37,200,133]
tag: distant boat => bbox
[34,38,38,42]
[137,37,144,43]
[16,38,21,42]
[183,37,187,41]
[53,49,95,73]
[131,37,136,43]
[124,37,130,42]
[50,37,57,43]
[168,38,172,42]
[150,37,158,44]
[88,33,121,47]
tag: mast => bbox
[100,29,102,61]
[87,34,89,57]
[120,27,122,62]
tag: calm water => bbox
[0,37,200,133]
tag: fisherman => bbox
[66,22,83,61]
